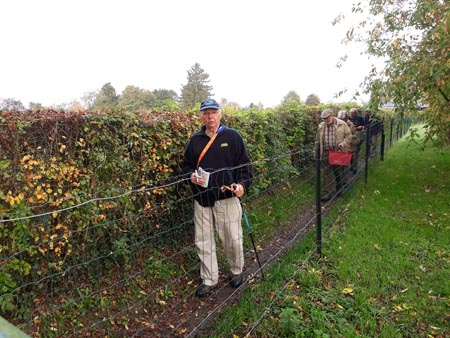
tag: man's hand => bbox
[191,172,203,185]
[232,183,244,198]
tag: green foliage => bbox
[117,86,179,111]
[0,104,366,334]
[119,85,156,111]
[93,82,119,111]
[279,307,302,336]
[279,90,302,108]
[0,258,31,312]
[304,93,321,106]
[208,126,449,337]
[344,0,450,145]
[180,63,213,109]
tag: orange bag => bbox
[328,150,353,167]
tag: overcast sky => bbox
[0,0,377,108]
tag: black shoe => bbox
[230,273,243,288]
[321,195,331,202]
[195,283,213,298]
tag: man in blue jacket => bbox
[183,98,253,297]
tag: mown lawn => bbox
[208,127,449,337]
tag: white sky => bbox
[0,0,377,108]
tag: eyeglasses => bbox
[201,110,219,116]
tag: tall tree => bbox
[29,102,44,110]
[152,89,178,102]
[278,91,301,112]
[93,83,119,111]
[0,98,25,111]
[119,86,155,111]
[341,0,449,144]
[81,91,98,110]
[281,91,301,105]
[305,93,321,106]
[180,63,213,109]
[151,89,179,110]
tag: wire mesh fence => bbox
[0,116,409,337]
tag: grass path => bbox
[209,128,449,337]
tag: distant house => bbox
[380,101,428,110]
[380,102,395,110]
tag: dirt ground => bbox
[143,202,321,338]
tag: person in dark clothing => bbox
[183,98,253,297]
[348,108,366,173]
[364,109,383,157]
[348,108,365,131]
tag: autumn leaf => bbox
[342,287,354,295]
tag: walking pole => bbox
[221,184,264,279]
[242,209,265,279]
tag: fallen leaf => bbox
[342,287,353,295]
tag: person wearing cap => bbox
[337,110,356,133]
[182,98,253,298]
[364,109,383,157]
[348,108,365,132]
[337,110,359,181]
[315,108,352,202]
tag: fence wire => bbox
[0,122,406,337]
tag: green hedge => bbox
[0,107,319,317]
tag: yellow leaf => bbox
[393,304,403,311]
[342,287,353,295]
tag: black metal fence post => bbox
[380,121,385,161]
[365,123,370,184]
[390,118,394,148]
[315,146,322,256]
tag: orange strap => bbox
[196,133,218,169]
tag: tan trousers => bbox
[194,197,244,286]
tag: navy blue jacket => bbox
[183,124,253,207]
[348,114,365,128]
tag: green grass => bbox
[207,127,450,338]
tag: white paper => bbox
[195,167,210,188]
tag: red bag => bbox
[328,150,353,167]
